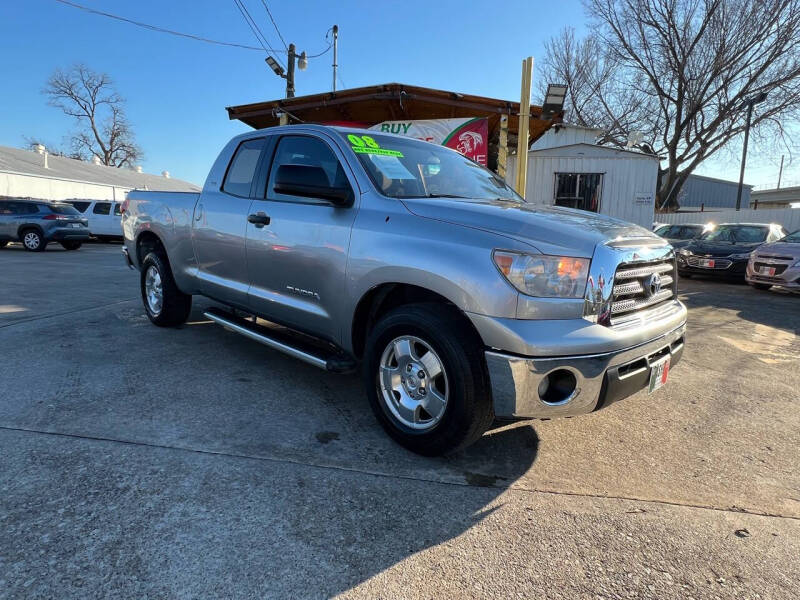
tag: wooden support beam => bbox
[514,57,533,198]
[497,114,509,180]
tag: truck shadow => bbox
[268,423,540,597]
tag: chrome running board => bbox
[203,307,355,373]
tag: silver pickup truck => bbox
[122,125,686,455]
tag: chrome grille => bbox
[609,258,677,326]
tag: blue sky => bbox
[0,0,794,188]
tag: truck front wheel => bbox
[140,252,192,327]
[363,304,494,456]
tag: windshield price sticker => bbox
[348,134,404,157]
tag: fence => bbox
[657,207,800,232]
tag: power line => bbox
[232,0,285,69]
[52,0,264,52]
[231,0,269,51]
[260,0,288,51]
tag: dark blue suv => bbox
[0,198,90,251]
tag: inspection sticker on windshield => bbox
[348,134,404,157]
[368,154,415,179]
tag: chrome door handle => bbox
[247,212,270,227]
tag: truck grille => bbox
[609,259,676,326]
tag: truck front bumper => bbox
[486,321,686,419]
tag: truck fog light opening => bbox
[538,369,578,405]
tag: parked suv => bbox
[0,198,89,251]
[65,199,124,240]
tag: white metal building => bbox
[0,144,200,202]
[507,125,658,228]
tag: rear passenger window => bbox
[69,201,91,213]
[223,138,265,198]
[93,202,111,215]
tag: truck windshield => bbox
[338,131,522,202]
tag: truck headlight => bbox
[677,248,692,256]
[493,251,590,298]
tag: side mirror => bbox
[273,164,353,207]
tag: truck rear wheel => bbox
[140,252,192,327]
[362,303,494,456]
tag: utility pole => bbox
[777,154,784,189]
[266,45,307,100]
[332,25,339,92]
[286,43,297,98]
[736,92,768,210]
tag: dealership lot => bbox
[1,244,799,599]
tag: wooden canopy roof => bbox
[226,83,558,168]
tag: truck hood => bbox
[400,197,657,256]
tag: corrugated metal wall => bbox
[658,208,800,232]
[677,174,752,209]
[506,145,658,228]
[530,126,601,150]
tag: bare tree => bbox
[541,0,800,211]
[44,64,142,168]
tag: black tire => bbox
[20,229,47,252]
[140,251,192,327]
[678,271,692,278]
[362,303,494,456]
[750,283,772,291]
[60,241,82,250]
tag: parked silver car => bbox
[746,229,800,291]
[122,125,687,455]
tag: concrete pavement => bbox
[1,243,798,598]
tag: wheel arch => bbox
[136,230,167,265]
[17,223,45,239]
[350,282,484,359]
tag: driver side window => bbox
[266,136,349,204]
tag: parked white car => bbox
[66,200,123,240]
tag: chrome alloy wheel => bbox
[144,265,164,315]
[378,335,449,430]
[23,232,40,250]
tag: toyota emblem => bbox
[645,272,662,296]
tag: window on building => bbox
[223,138,265,198]
[554,173,603,212]
[93,202,111,215]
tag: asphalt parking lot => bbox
[1,242,799,599]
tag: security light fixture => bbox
[266,56,285,78]
[541,83,568,119]
[297,51,308,71]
